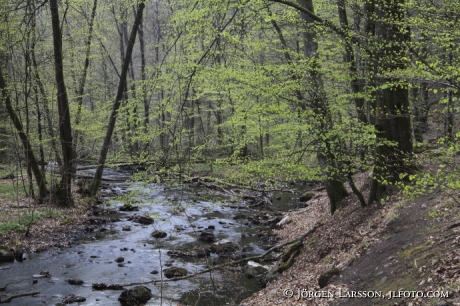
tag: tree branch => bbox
[0,291,40,303]
[269,0,346,37]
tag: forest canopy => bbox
[0,0,458,212]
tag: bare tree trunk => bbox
[89,1,146,196]
[73,0,98,173]
[50,0,74,206]
[0,65,48,199]
[138,12,149,151]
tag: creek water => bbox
[0,168,306,305]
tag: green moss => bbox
[400,240,434,259]
[277,260,293,273]
[60,216,73,225]
[304,237,317,250]
[281,241,303,263]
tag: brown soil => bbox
[241,172,460,306]
[0,182,99,253]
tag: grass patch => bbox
[0,222,25,234]
[0,208,62,235]
[0,180,27,200]
[400,240,434,259]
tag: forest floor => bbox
[0,179,94,253]
[241,172,460,306]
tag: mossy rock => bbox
[0,246,14,261]
[299,191,315,202]
[163,267,188,278]
[118,286,152,306]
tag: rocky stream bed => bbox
[0,168,314,305]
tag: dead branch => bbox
[0,291,40,303]
[0,279,28,291]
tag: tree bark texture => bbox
[299,0,349,214]
[50,0,74,206]
[368,0,413,203]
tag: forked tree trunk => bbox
[89,1,146,196]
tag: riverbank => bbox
[1,170,459,306]
[241,172,460,306]
[0,180,95,253]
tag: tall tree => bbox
[50,0,74,206]
[73,0,98,173]
[0,64,48,200]
[368,0,413,203]
[298,0,349,213]
[89,1,146,196]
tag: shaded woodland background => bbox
[0,0,459,211]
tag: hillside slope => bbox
[241,173,460,306]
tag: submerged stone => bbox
[62,294,86,304]
[199,230,215,242]
[135,216,154,225]
[163,267,188,278]
[151,230,167,238]
[67,278,84,285]
[118,286,152,306]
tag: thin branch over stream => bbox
[98,224,322,288]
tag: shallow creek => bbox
[0,168,307,305]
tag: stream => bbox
[0,168,310,305]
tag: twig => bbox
[0,291,40,303]
[0,279,28,291]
